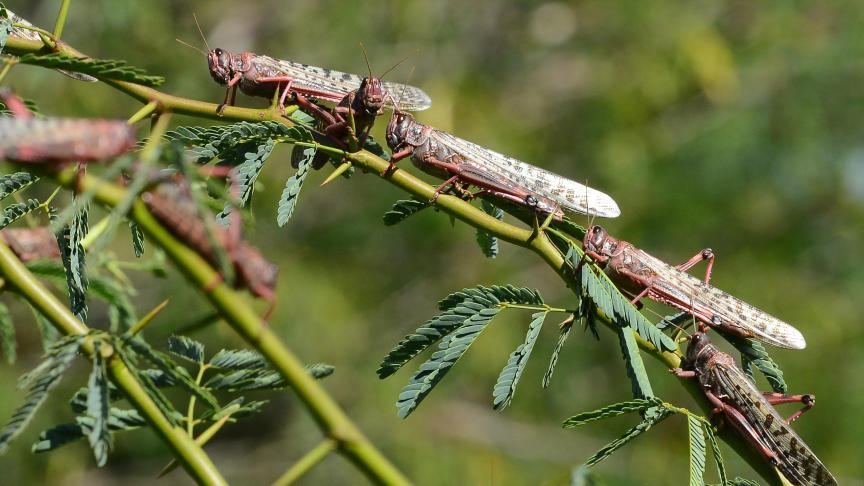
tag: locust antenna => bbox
[193,13,210,52]
[379,49,418,81]
[176,38,206,56]
[359,41,373,79]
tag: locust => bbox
[141,181,278,320]
[290,50,400,170]
[0,89,135,164]
[384,110,621,219]
[2,8,97,82]
[204,45,431,115]
[0,227,60,262]
[582,225,806,349]
[673,332,836,485]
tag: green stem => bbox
[271,439,338,486]
[53,0,72,39]
[0,241,228,486]
[187,364,208,436]
[2,33,780,485]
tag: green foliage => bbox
[0,335,81,454]
[363,136,390,161]
[208,348,268,370]
[475,200,503,258]
[167,335,205,364]
[704,420,727,485]
[215,138,276,224]
[722,332,787,394]
[0,198,41,229]
[584,407,673,466]
[0,172,39,200]
[382,199,430,226]
[55,202,89,321]
[492,311,546,410]
[378,285,544,379]
[562,398,663,427]
[167,121,311,163]
[85,341,111,466]
[277,146,313,227]
[0,301,16,363]
[129,221,144,257]
[542,316,573,388]
[16,53,165,86]
[687,415,706,486]
[382,285,545,418]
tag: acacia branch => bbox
[3,35,779,484]
[0,242,229,486]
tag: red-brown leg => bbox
[763,393,814,424]
[675,249,715,284]
[0,89,33,119]
[430,175,460,203]
[708,390,779,465]
[217,73,242,115]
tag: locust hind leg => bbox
[762,393,815,425]
[675,248,715,284]
[217,74,242,115]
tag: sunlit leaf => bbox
[493,311,546,410]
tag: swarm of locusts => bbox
[0,9,839,485]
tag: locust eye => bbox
[215,48,223,56]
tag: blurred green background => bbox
[1,1,863,484]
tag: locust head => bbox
[386,110,414,151]
[207,48,236,85]
[684,332,713,370]
[358,77,385,115]
[583,225,619,264]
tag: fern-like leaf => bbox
[723,332,787,394]
[377,285,543,378]
[55,202,89,321]
[493,311,546,410]
[0,172,38,201]
[396,307,500,418]
[688,415,706,486]
[542,317,573,388]
[0,335,81,453]
[85,341,111,466]
[276,146,313,227]
[167,335,205,364]
[475,200,503,258]
[112,344,182,426]
[216,138,277,224]
[0,198,41,229]
[16,53,165,86]
[204,363,332,391]
[0,301,15,364]
[584,407,672,466]
[208,349,267,370]
[703,421,727,485]
[562,398,663,427]
[129,221,144,257]
[382,199,430,226]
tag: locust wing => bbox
[5,9,97,82]
[431,130,621,218]
[258,56,431,111]
[709,360,836,485]
[640,251,807,349]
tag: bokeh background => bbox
[1,1,863,484]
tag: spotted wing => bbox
[709,360,837,485]
[5,9,97,82]
[431,130,620,217]
[639,251,807,349]
[260,56,431,111]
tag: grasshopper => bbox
[202,40,430,115]
[673,332,836,485]
[582,225,806,349]
[385,110,621,218]
[2,8,97,82]
[0,90,135,164]
[141,180,278,320]
[0,227,60,262]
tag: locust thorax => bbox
[207,48,235,85]
[583,225,620,264]
[358,77,385,114]
[386,111,414,151]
